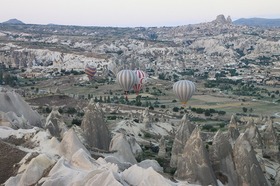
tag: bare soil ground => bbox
[26,95,88,108]
[0,140,27,184]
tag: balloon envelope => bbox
[116,70,136,92]
[133,70,147,94]
[173,80,195,104]
[85,65,97,80]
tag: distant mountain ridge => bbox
[233,18,280,27]
[2,19,25,24]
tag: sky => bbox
[0,0,280,27]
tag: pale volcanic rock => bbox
[45,108,68,139]
[263,119,280,162]
[59,128,90,160]
[275,166,280,186]
[122,164,174,186]
[175,127,217,186]
[81,101,111,150]
[158,136,166,158]
[104,156,132,171]
[233,134,269,186]
[209,130,238,186]
[226,16,232,23]
[137,159,163,173]
[109,133,137,164]
[127,135,142,156]
[170,114,195,168]
[227,115,240,145]
[244,118,263,150]
[0,91,42,128]
[5,154,54,186]
[212,14,229,24]
[0,111,31,129]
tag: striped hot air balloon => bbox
[133,70,147,95]
[173,80,196,105]
[116,70,136,99]
[85,65,97,80]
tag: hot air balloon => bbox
[116,70,136,99]
[133,70,147,95]
[85,65,97,80]
[173,80,195,105]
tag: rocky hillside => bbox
[234,18,280,27]
[0,90,279,185]
[0,15,279,79]
[2,19,25,25]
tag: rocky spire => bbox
[175,127,217,186]
[59,128,90,160]
[170,114,195,167]
[244,118,263,151]
[263,118,280,162]
[227,115,240,145]
[209,130,238,186]
[45,107,67,139]
[212,14,231,24]
[226,16,232,24]
[229,114,238,127]
[142,107,151,129]
[109,133,137,164]
[275,166,280,186]
[81,100,111,150]
[158,136,166,158]
[233,134,269,186]
[0,91,42,128]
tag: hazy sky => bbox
[1,0,280,27]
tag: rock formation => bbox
[226,16,232,23]
[275,166,280,186]
[109,133,137,164]
[158,136,166,158]
[175,127,217,186]
[0,139,27,184]
[81,101,111,150]
[127,135,142,156]
[0,91,42,127]
[5,154,54,186]
[209,130,238,186]
[142,107,151,128]
[137,159,163,173]
[122,164,173,186]
[45,107,68,139]
[233,134,269,186]
[244,118,263,151]
[227,114,240,145]
[170,114,195,167]
[262,118,280,162]
[212,14,232,24]
[59,128,90,160]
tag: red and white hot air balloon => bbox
[116,70,136,99]
[173,80,196,105]
[133,70,147,95]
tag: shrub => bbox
[72,118,82,126]
[66,107,77,114]
[173,107,179,112]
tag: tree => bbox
[204,110,211,117]
[107,96,111,103]
[94,97,98,102]
[242,107,248,113]
[173,107,179,112]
